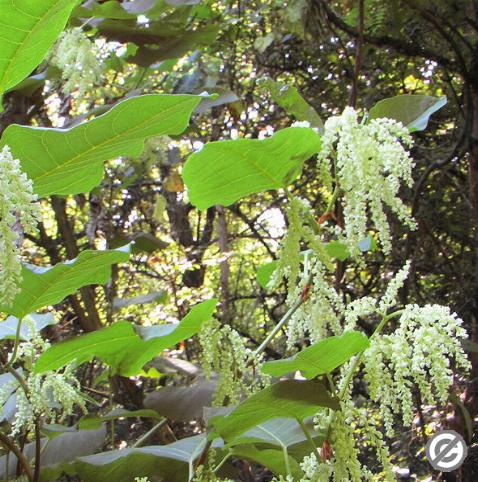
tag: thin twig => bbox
[0,432,34,482]
[132,419,167,448]
[348,0,365,107]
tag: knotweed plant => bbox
[186,102,471,481]
[0,6,468,477]
[252,107,470,481]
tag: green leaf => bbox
[230,445,302,479]
[144,378,217,421]
[0,372,20,422]
[66,435,207,482]
[368,95,447,131]
[0,247,131,319]
[183,127,322,210]
[224,416,326,462]
[254,33,275,53]
[324,241,350,261]
[0,313,57,340]
[34,299,217,375]
[1,94,203,197]
[41,424,80,440]
[256,261,278,289]
[262,331,370,379]
[261,79,323,130]
[79,409,162,430]
[0,0,77,99]
[209,380,338,442]
[358,235,377,252]
[0,426,106,481]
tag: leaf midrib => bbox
[30,96,195,188]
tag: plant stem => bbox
[33,421,41,482]
[252,273,313,358]
[323,308,406,444]
[338,309,403,400]
[326,186,342,213]
[2,366,42,482]
[297,418,321,464]
[0,432,34,482]
[132,419,167,448]
[5,317,24,369]
[212,450,231,474]
[281,444,292,478]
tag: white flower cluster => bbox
[1,321,86,435]
[49,27,105,98]
[301,454,333,482]
[287,258,343,346]
[199,318,268,405]
[269,197,341,345]
[12,367,86,435]
[272,197,305,291]
[0,146,40,305]
[318,107,416,255]
[364,304,471,436]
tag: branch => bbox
[0,432,34,482]
[316,0,458,72]
[349,0,365,107]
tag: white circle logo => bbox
[425,430,467,472]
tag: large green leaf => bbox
[262,331,370,379]
[0,426,106,481]
[0,247,130,318]
[144,378,217,421]
[225,417,323,450]
[183,127,322,209]
[230,445,302,479]
[262,78,323,130]
[0,0,77,99]
[209,380,338,442]
[368,94,447,131]
[225,416,326,464]
[66,435,207,482]
[0,94,203,197]
[34,299,217,375]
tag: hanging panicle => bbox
[0,146,40,305]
